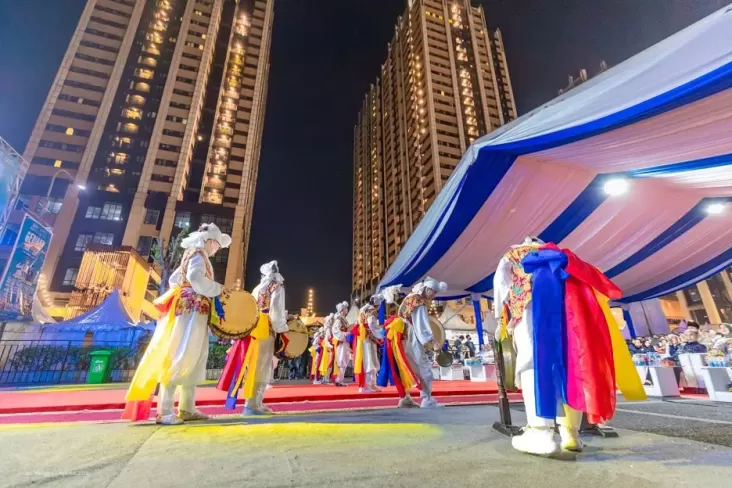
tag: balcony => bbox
[135,69,154,80]
[205,176,225,190]
[121,123,139,134]
[208,164,227,177]
[203,191,223,204]
[217,124,233,136]
[213,136,232,149]
[135,82,151,93]
[122,107,142,120]
[128,95,146,106]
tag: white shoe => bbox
[420,397,442,408]
[559,426,584,452]
[313,379,322,385]
[156,414,184,425]
[266,384,273,390]
[511,427,560,456]
[397,397,420,408]
[178,409,209,422]
[243,406,267,416]
[259,403,273,414]
[359,387,376,393]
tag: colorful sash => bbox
[353,323,367,387]
[383,317,420,397]
[319,340,332,377]
[217,311,271,408]
[521,244,645,425]
[122,285,192,420]
[331,337,341,380]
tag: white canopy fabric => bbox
[380,5,732,303]
[438,308,474,331]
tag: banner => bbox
[0,215,53,321]
[0,139,23,232]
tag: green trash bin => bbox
[87,350,114,384]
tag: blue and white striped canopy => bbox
[379,5,732,303]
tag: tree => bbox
[151,229,190,294]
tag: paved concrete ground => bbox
[1,404,731,488]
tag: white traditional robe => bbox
[165,251,222,386]
[332,316,352,369]
[362,306,383,373]
[405,301,435,397]
[248,280,288,394]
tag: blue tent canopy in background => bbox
[43,290,153,343]
[379,5,732,305]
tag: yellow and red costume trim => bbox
[383,316,420,397]
[122,284,223,421]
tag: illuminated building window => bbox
[36,197,62,215]
[135,68,154,80]
[74,233,92,253]
[62,268,79,286]
[122,107,142,119]
[54,160,63,168]
[100,203,123,220]
[174,211,191,228]
[109,152,128,164]
[92,232,114,246]
[65,127,74,135]
[135,82,151,93]
[121,123,139,134]
[144,208,160,225]
[137,235,154,257]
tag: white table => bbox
[468,364,496,382]
[701,367,732,403]
[678,353,707,391]
[635,365,679,397]
[440,365,465,381]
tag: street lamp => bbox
[41,169,85,215]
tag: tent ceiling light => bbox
[603,178,629,196]
[706,203,725,215]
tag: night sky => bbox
[0,0,724,314]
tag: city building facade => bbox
[13,0,274,308]
[352,0,517,300]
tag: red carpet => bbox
[0,380,499,415]
[0,392,522,425]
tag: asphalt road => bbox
[1,404,731,488]
[609,398,732,447]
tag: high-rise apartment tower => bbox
[352,0,517,299]
[16,0,273,305]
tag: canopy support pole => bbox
[622,308,637,338]
[471,294,485,347]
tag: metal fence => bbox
[0,340,142,385]
[0,340,234,386]
[0,340,346,386]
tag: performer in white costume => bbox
[310,326,325,384]
[353,286,400,392]
[123,223,230,425]
[243,261,289,414]
[331,301,352,387]
[387,277,446,408]
[493,237,582,455]
[319,314,335,384]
